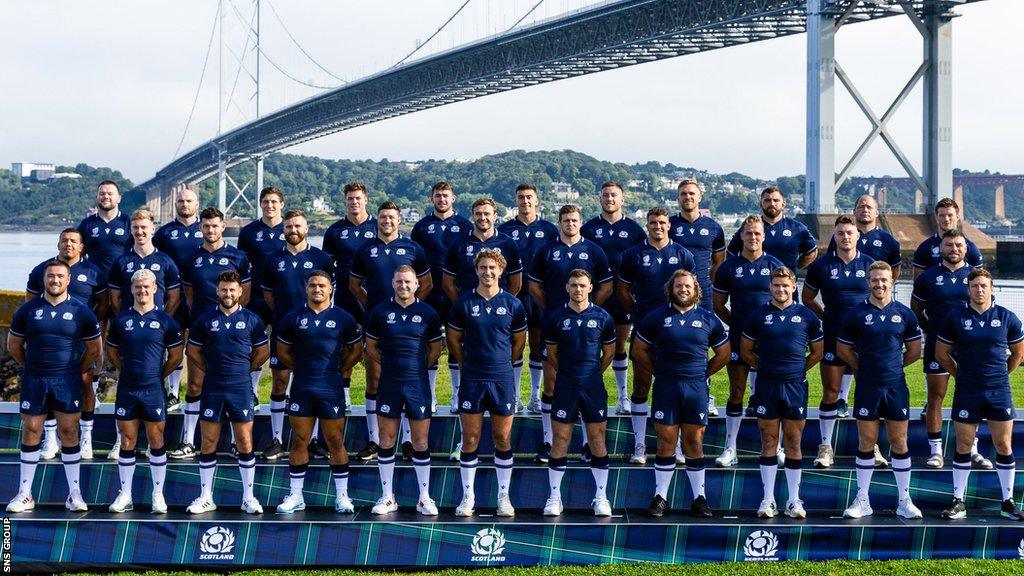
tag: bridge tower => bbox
[214,0,264,220]
[806,0,955,214]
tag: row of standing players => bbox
[5,179,1022,521]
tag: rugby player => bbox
[105,269,183,514]
[713,215,783,467]
[801,215,873,467]
[727,186,817,273]
[153,187,203,411]
[911,229,989,469]
[260,210,334,461]
[26,229,107,461]
[542,269,616,517]
[322,182,378,413]
[668,178,726,416]
[618,206,696,465]
[170,207,252,460]
[633,270,729,518]
[936,269,1024,520]
[77,180,132,274]
[740,267,823,519]
[912,198,983,278]
[529,205,613,464]
[448,249,528,517]
[411,182,472,409]
[186,271,269,514]
[497,184,559,414]
[838,261,923,519]
[581,181,646,414]
[364,266,444,516]
[7,260,102,513]
[274,271,362,514]
[350,201,432,461]
[824,194,903,413]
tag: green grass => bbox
[254,345,1024,410]
[78,559,1024,576]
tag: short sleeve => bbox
[803,260,823,292]
[617,250,637,285]
[319,252,336,282]
[682,247,696,273]
[412,245,431,277]
[902,309,922,342]
[601,313,616,344]
[363,309,381,341]
[709,314,729,349]
[529,247,547,284]
[886,238,903,268]
[106,318,122,348]
[425,310,443,342]
[806,310,824,342]
[79,308,101,341]
[741,313,760,342]
[188,319,207,347]
[238,254,252,284]
[1006,312,1024,345]
[592,245,613,284]
[511,299,528,333]
[634,310,655,345]
[261,259,277,293]
[9,306,27,338]
[912,242,930,270]
[26,264,43,296]
[911,273,928,302]
[276,314,296,345]
[712,225,726,253]
[343,316,363,346]
[936,313,958,345]
[798,225,818,255]
[249,315,269,347]
[321,226,339,257]
[163,258,181,290]
[447,300,465,331]
[967,241,984,269]
[837,308,859,345]
[504,240,523,275]
[107,259,124,291]
[442,241,460,278]
[350,250,367,279]
[164,317,183,348]
[712,260,731,294]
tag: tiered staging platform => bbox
[4,408,1024,570]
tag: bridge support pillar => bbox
[214,147,262,220]
[953,184,964,213]
[995,185,1006,221]
[806,0,958,215]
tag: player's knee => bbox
[324,433,345,455]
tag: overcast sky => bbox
[1,0,1020,182]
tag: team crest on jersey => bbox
[594,229,604,237]
[935,275,944,285]
[340,229,350,238]
[864,314,873,325]
[149,321,160,329]
[511,230,520,238]
[579,252,589,260]
[91,227,100,237]
[583,319,596,328]
[782,230,792,237]
[855,270,865,277]
[62,312,73,320]
[792,316,802,323]
[932,246,940,256]
[496,307,507,316]
[326,320,337,328]
[152,263,161,271]
[892,315,902,323]
[396,248,406,256]
[691,320,703,327]
[125,319,134,331]
[466,245,474,255]
[700,228,709,236]
[218,258,229,265]
[386,312,397,324]
[654,411,664,419]
[303,261,313,269]
[556,409,567,419]
[618,231,629,238]
[77,274,88,282]
[471,305,480,317]
[451,226,461,233]
[562,319,571,330]
[536,231,545,238]
[873,239,882,247]
[993,319,1002,327]
[669,257,679,264]
[204,408,214,417]
[829,268,838,279]
[642,255,651,266]
[171,230,179,239]
[115,228,125,235]
[278,261,286,270]
[760,268,770,275]
[412,315,422,323]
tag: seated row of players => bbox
[6,179,1020,518]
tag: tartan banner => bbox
[10,516,1024,571]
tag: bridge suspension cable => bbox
[264,0,347,84]
[390,0,474,69]
[172,1,220,161]
[507,0,546,31]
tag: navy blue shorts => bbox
[19,374,82,415]
[519,293,543,329]
[651,377,709,426]
[376,378,432,420]
[821,332,849,367]
[551,382,607,423]
[288,392,347,420]
[200,388,256,423]
[952,387,1016,424]
[115,386,166,421]
[922,333,948,375]
[728,331,749,367]
[854,385,910,421]
[752,378,808,421]
[458,378,516,416]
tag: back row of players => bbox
[6,179,1022,521]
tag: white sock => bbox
[183,400,200,444]
[460,453,478,497]
[250,370,261,397]
[80,418,94,443]
[612,357,628,400]
[150,451,167,494]
[725,415,741,452]
[784,464,801,503]
[289,465,305,497]
[428,365,438,407]
[449,363,461,404]
[401,416,412,444]
[238,452,256,501]
[929,436,943,456]
[952,457,971,500]
[199,457,216,500]
[654,459,674,499]
[344,387,351,408]
[118,452,136,495]
[366,396,379,444]
[971,437,980,457]
[892,453,911,502]
[413,451,431,499]
[332,465,350,498]
[168,368,183,400]
[839,374,853,403]
[529,360,543,401]
[495,450,514,495]
[311,420,320,443]
[760,462,778,501]
[631,402,648,448]
[996,456,1016,501]
[541,399,553,445]
[748,371,757,396]
[270,397,286,442]
[378,448,396,498]
[44,419,57,448]
[548,465,565,498]
[819,410,837,446]
[592,464,609,501]
[855,455,875,499]
[61,446,81,494]
[19,445,40,495]
[229,425,236,445]
[685,462,706,499]
[512,359,524,406]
